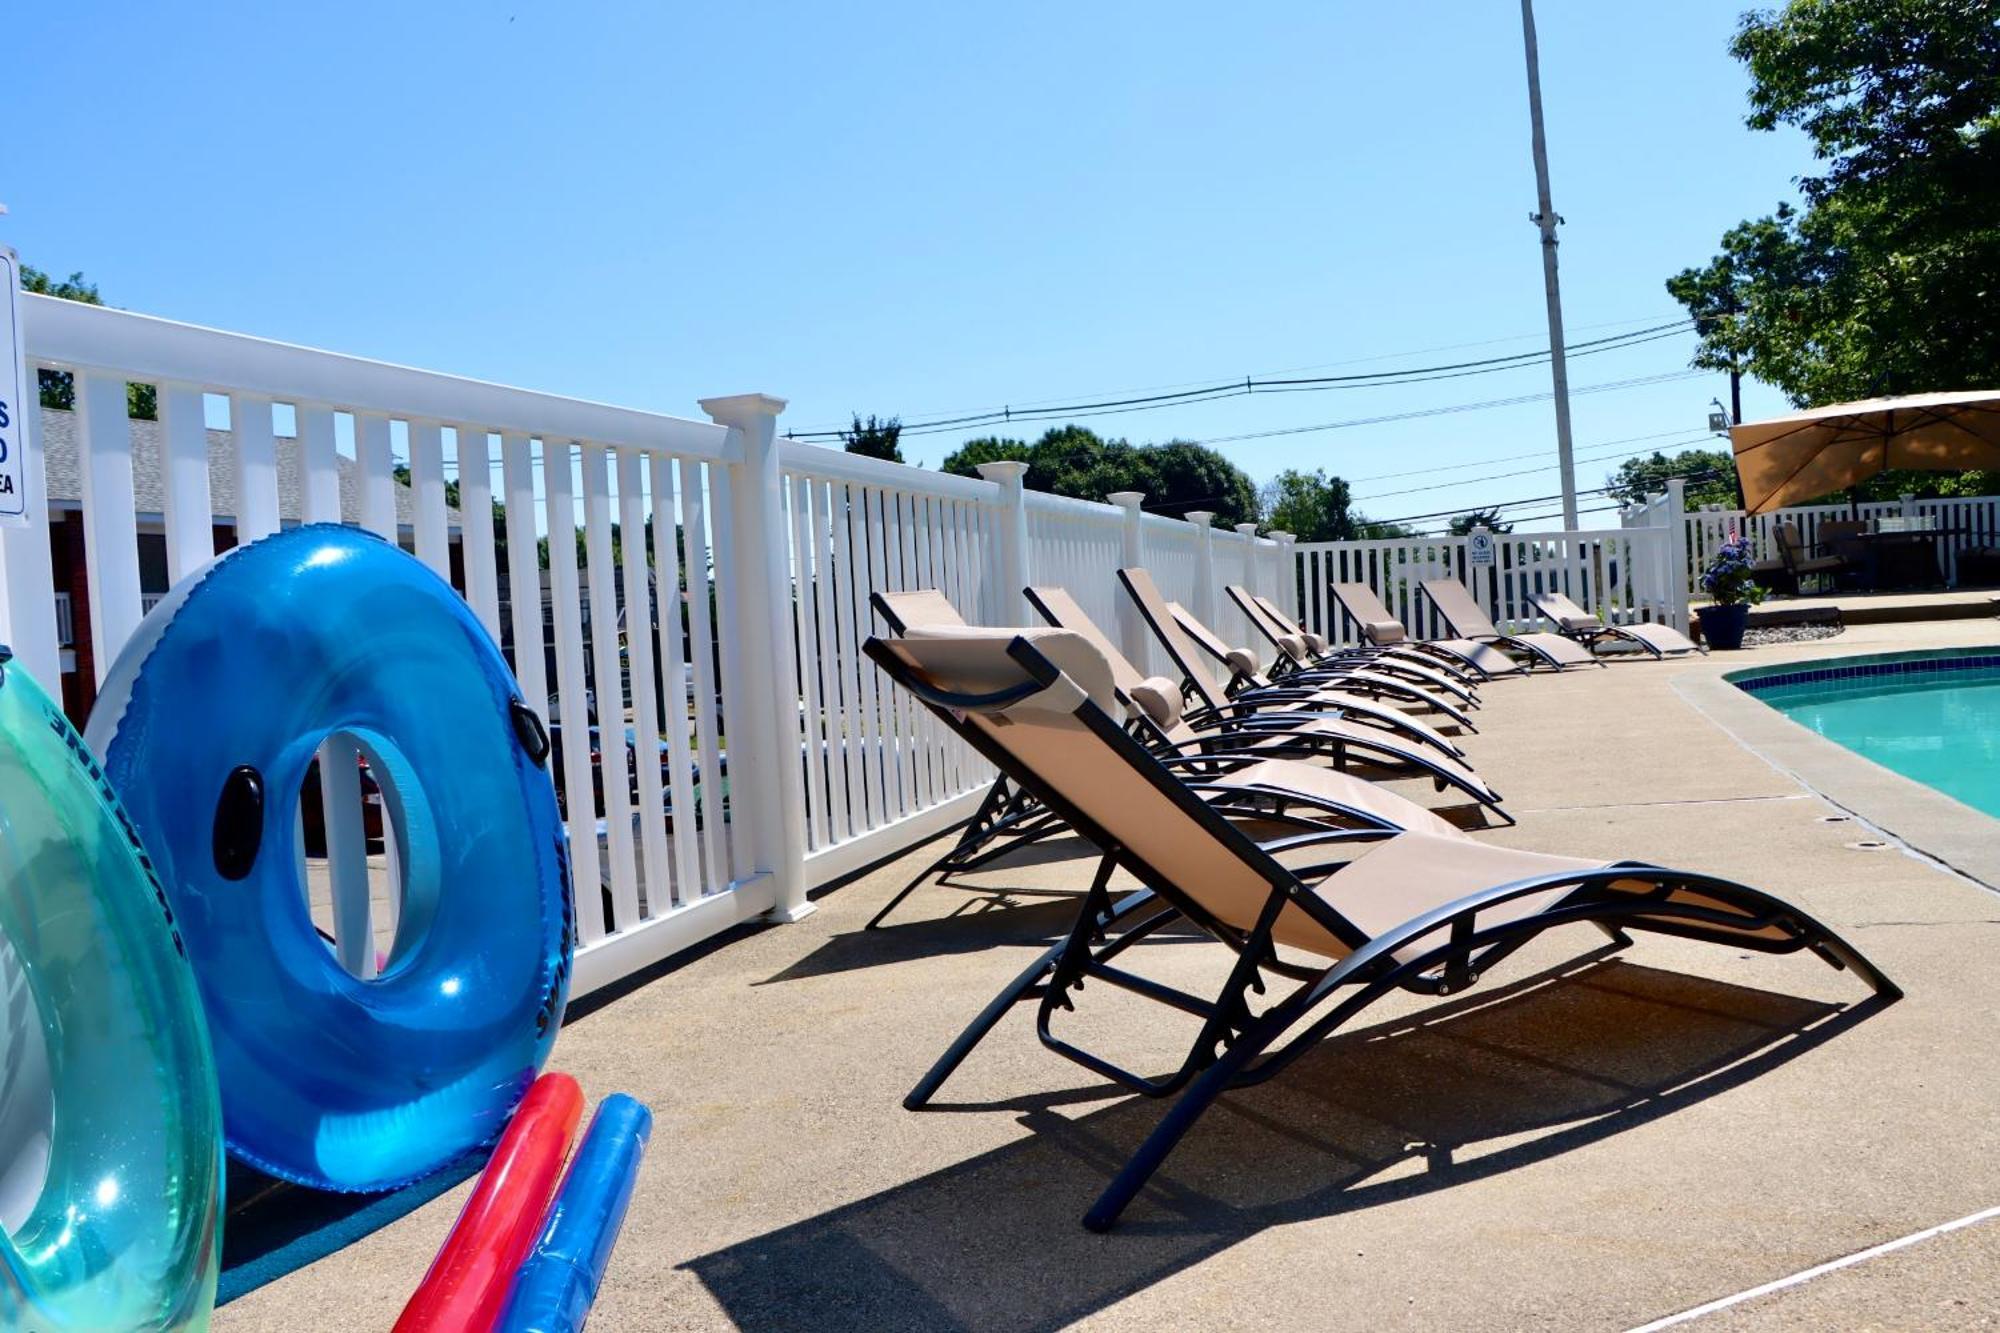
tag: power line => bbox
[1369,468,1725,528]
[787,321,1694,442]
[1347,425,1704,483]
[1186,370,1703,446]
[790,311,1692,433]
[1352,433,1715,503]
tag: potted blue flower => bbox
[1696,534,1765,649]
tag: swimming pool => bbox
[1731,648,2000,819]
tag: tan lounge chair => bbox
[1117,568,1508,820]
[1204,593,1484,708]
[1026,584,1469,755]
[1322,581,1526,679]
[1527,590,1701,658]
[1165,599,1468,758]
[1227,584,1490,686]
[867,626,1898,1230]
[871,588,1465,925]
[1418,577,1601,671]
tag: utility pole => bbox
[1519,0,1578,529]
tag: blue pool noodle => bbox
[495,1094,653,1332]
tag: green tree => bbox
[1258,468,1411,542]
[939,424,1260,525]
[1667,2,2000,421]
[1447,508,1514,535]
[841,414,903,463]
[1606,448,1742,510]
[936,435,1031,476]
[21,265,157,420]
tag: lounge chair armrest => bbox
[1255,827,1398,856]
[1154,752,1256,774]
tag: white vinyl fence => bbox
[1622,475,2000,598]
[0,287,1293,999]
[1289,524,1679,648]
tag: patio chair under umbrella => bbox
[1730,389,2000,515]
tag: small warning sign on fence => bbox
[1467,531,1495,566]
[0,248,30,525]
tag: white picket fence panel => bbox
[1290,526,1676,647]
[0,285,1300,1000]
[4,294,791,1000]
[777,444,1002,886]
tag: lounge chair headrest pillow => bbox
[1227,647,1262,677]
[1129,676,1183,728]
[875,588,966,632]
[897,625,1119,717]
[1303,630,1330,655]
[1557,612,1596,632]
[1367,619,1406,645]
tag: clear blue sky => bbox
[2,0,1810,531]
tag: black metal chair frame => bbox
[1526,592,1704,660]
[867,633,1901,1231]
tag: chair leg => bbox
[905,875,1155,1109]
[867,776,1033,930]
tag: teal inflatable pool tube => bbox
[0,650,224,1331]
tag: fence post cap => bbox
[974,459,1029,485]
[1233,521,1260,535]
[1270,530,1294,544]
[1107,491,1146,510]
[697,393,788,427]
[1183,510,1215,528]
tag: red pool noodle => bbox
[394,1071,585,1333]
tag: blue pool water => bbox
[1731,649,2000,818]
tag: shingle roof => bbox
[37,406,459,528]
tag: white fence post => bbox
[1109,491,1147,667]
[1272,531,1297,619]
[701,393,811,923]
[1663,478,1690,630]
[0,251,59,684]
[77,372,145,682]
[1901,492,1918,521]
[1233,522,1260,642]
[1185,510,1216,627]
[975,460,1030,622]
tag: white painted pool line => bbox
[1625,1203,2000,1331]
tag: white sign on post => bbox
[1467,531,1496,567]
[0,247,29,525]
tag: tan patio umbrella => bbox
[1729,389,2000,514]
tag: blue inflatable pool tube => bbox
[0,651,224,1331]
[87,525,574,1193]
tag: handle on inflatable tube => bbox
[494,1094,653,1333]
[394,1072,584,1333]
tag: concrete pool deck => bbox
[218,615,2000,1332]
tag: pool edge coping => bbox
[1674,661,2000,896]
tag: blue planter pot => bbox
[1696,603,1750,650]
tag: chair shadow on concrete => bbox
[761,837,1226,988]
[688,951,1892,1332]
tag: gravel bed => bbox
[1741,623,1845,646]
